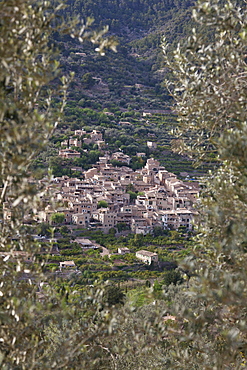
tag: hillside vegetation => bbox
[66,0,194,32]
[36,0,204,178]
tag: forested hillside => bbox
[61,0,196,97]
[36,0,201,177]
[66,0,194,33]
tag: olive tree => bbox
[0,1,117,368]
[163,0,247,368]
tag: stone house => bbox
[59,261,76,270]
[160,210,180,230]
[147,141,157,150]
[84,168,98,179]
[83,137,92,145]
[90,130,103,142]
[74,238,98,249]
[59,149,80,159]
[61,139,69,147]
[118,247,130,255]
[131,217,149,233]
[112,152,131,165]
[69,138,81,148]
[145,158,160,173]
[161,209,194,230]
[38,206,73,224]
[72,213,90,226]
[136,250,158,265]
[137,152,146,157]
[75,129,86,136]
[69,197,96,214]
[92,209,117,230]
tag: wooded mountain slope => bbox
[66,0,194,35]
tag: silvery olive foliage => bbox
[163,0,247,368]
[0,1,117,368]
[164,0,247,163]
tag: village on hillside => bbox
[2,127,199,272]
[24,126,198,236]
[35,153,199,234]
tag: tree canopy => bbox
[0,1,117,368]
[51,212,65,225]
[163,0,247,367]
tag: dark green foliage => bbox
[36,222,52,237]
[116,222,130,232]
[162,269,183,286]
[66,0,194,32]
[127,190,137,202]
[60,225,71,236]
[81,72,95,89]
[103,285,126,307]
[153,226,169,237]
